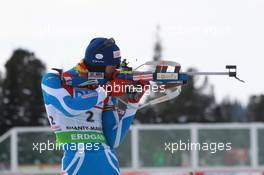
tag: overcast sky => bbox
[0,0,263,104]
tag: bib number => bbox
[86,111,94,122]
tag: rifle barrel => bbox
[183,72,230,76]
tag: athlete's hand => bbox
[95,86,108,104]
[127,80,149,103]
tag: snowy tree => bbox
[0,49,47,134]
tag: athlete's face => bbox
[105,66,117,79]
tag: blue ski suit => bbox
[41,69,137,175]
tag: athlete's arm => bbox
[102,97,138,148]
[41,73,107,117]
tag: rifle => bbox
[52,60,244,109]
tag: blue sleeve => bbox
[102,97,137,148]
[41,73,104,117]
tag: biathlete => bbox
[41,38,147,175]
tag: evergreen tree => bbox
[153,25,162,61]
[213,98,248,122]
[0,49,47,134]
[247,94,264,122]
[136,25,216,123]
[0,72,3,119]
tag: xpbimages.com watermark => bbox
[165,140,232,154]
[101,82,166,95]
[32,140,101,153]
